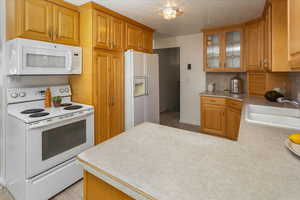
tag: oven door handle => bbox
[28,110,94,129]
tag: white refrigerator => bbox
[125,50,160,130]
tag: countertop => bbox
[199,91,246,101]
[78,102,300,200]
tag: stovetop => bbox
[8,100,93,123]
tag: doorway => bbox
[154,48,199,132]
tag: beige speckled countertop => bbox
[78,100,300,200]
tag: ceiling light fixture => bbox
[161,7,183,20]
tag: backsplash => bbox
[288,72,300,98]
[206,72,247,94]
[6,76,69,88]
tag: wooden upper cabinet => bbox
[110,17,124,51]
[93,10,111,49]
[203,26,243,72]
[6,0,79,45]
[53,5,79,45]
[245,19,264,71]
[125,23,153,53]
[125,23,140,50]
[288,0,300,70]
[93,10,124,51]
[142,30,153,52]
[8,0,53,41]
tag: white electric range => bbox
[6,85,94,200]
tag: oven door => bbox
[26,112,94,178]
[22,46,72,75]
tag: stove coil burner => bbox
[64,105,83,110]
[21,109,45,114]
[29,112,50,118]
[60,103,73,107]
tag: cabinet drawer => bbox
[201,96,226,106]
[227,99,242,110]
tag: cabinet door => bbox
[94,10,111,49]
[94,50,111,144]
[246,20,264,71]
[142,30,153,53]
[110,17,124,51]
[224,29,243,71]
[201,104,226,136]
[18,0,53,41]
[288,0,300,69]
[204,33,222,71]
[53,5,79,45]
[226,108,241,140]
[109,53,124,137]
[125,23,141,50]
[264,5,272,71]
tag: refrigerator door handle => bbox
[145,76,149,96]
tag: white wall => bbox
[154,33,206,126]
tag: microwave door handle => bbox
[66,52,72,72]
[28,110,94,129]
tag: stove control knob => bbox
[19,92,26,97]
[59,88,65,93]
[11,92,18,98]
[65,88,69,93]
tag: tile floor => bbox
[160,111,200,132]
[1,113,199,200]
[50,180,83,200]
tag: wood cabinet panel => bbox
[93,10,111,49]
[53,5,79,45]
[125,23,141,50]
[245,20,264,71]
[288,0,300,69]
[271,0,288,71]
[109,54,124,137]
[94,50,124,144]
[125,23,153,53]
[247,72,266,96]
[17,0,53,41]
[6,0,79,45]
[94,50,111,143]
[201,96,226,106]
[226,108,241,140]
[142,30,153,52]
[110,17,124,51]
[201,104,226,137]
[84,171,134,200]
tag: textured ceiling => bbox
[65,0,266,36]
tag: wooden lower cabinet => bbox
[226,107,241,140]
[201,104,226,137]
[200,96,242,140]
[84,171,134,200]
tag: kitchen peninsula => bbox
[78,118,300,200]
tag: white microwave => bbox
[6,38,82,75]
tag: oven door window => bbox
[42,120,86,161]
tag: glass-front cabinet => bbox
[206,33,221,69]
[204,27,244,72]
